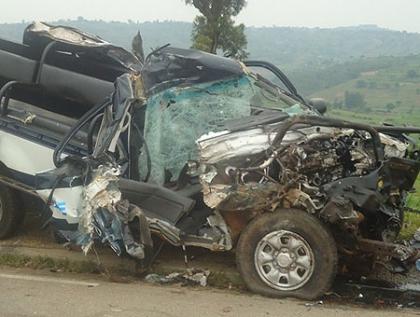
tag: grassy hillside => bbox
[246,25,420,70]
[289,56,408,95]
[310,55,420,127]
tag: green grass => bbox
[0,254,101,273]
[311,55,420,127]
[407,178,420,210]
[401,212,420,240]
[402,179,420,240]
[329,108,420,130]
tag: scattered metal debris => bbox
[331,277,420,308]
[145,269,210,287]
[304,300,324,307]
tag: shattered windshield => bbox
[138,74,312,184]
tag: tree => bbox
[333,98,343,109]
[344,91,366,109]
[406,69,418,79]
[355,80,367,88]
[185,0,248,59]
[368,81,377,89]
[386,103,396,112]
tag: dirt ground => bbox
[1,267,419,317]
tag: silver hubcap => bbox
[254,230,315,291]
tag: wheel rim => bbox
[254,230,315,291]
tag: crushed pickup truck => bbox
[0,22,419,299]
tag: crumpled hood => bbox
[196,115,411,211]
[197,119,409,166]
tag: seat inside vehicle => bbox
[3,98,87,150]
[0,37,123,118]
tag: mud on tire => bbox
[236,208,337,300]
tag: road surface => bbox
[0,268,418,317]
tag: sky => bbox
[2,0,420,33]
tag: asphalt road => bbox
[0,268,418,317]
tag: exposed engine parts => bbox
[197,116,420,267]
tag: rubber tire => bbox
[236,209,337,300]
[0,184,21,239]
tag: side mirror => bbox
[309,98,328,115]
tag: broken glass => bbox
[138,74,309,184]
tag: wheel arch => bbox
[222,207,311,247]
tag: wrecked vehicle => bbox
[0,22,419,300]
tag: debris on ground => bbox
[304,300,324,308]
[145,269,210,287]
[330,276,420,308]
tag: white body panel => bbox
[0,130,56,175]
[0,129,81,225]
[36,187,84,224]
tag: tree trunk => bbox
[210,32,219,53]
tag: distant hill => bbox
[246,26,420,70]
[308,55,420,127]
[289,55,407,95]
[1,19,420,71]
[1,18,420,127]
